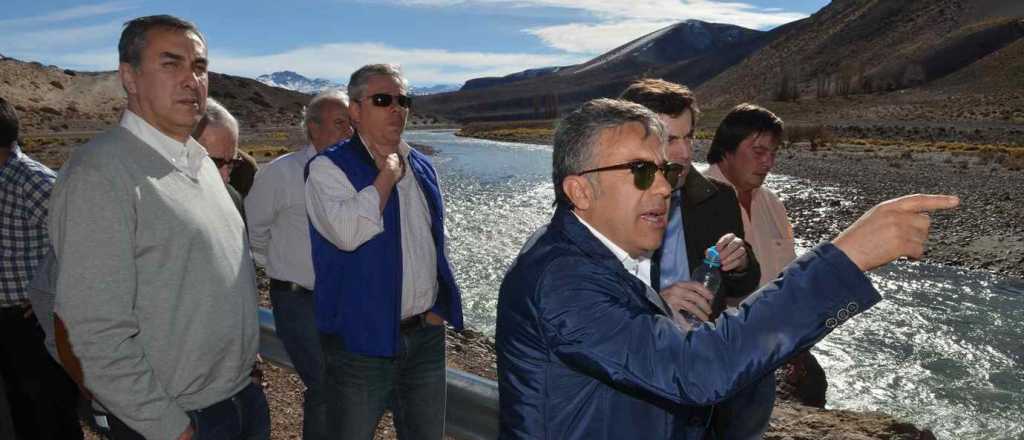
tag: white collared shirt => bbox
[245,144,319,289]
[573,212,653,288]
[705,164,798,286]
[305,135,439,319]
[119,110,207,179]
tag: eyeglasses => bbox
[212,155,243,170]
[577,160,684,190]
[358,93,412,109]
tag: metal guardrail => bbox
[258,308,500,440]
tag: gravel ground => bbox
[759,142,1024,279]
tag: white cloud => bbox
[378,0,809,54]
[0,2,136,27]
[525,20,677,54]
[210,42,585,84]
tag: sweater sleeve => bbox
[50,157,191,440]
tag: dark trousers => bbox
[0,372,16,440]
[99,383,270,440]
[321,322,447,440]
[0,305,83,440]
[269,280,326,439]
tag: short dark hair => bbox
[552,98,664,209]
[707,103,783,164]
[619,78,699,120]
[119,15,205,68]
[0,97,18,149]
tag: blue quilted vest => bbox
[306,135,463,356]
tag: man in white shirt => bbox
[49,15,267,440]
[244,88,351,440]
[305,64,463,439]
[704,103,828,408]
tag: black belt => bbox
[399,312,429,334]
[268,278,310,293]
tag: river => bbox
[405,129,1024,439]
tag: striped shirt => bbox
[0,145,56,306]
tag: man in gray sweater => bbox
[48,15,267,440]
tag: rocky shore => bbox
[765,143,1024,279]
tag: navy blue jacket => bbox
[495,207,880,439]
[308,136,463,356]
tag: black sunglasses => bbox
[359,93,412,109]
[577,160,684,190]
[211,155,243,169]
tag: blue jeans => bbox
[712,372,776,440]
[269,284,327,439]
[321,322,447,440]
[186,382,270,440]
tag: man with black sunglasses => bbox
[305,63,463,439]
[495,98,958,439]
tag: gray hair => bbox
[119,15,205,68]
[302,88,350,140]
[552,98,665,208]
[192,97,238,140]
[347,64,409,102]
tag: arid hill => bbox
[0,55,312,134]
[417,1,1024,145]
[416,20,771,122]
[0,55,447,168]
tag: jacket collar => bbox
[550,207,670,315]
[681,164,718,207]
[551,206,623,271]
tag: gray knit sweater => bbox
[49,127,258,439]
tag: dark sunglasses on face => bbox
[361,93,412,109]
[577,160,685,190]
[212,155,243,170]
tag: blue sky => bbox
[0,0,828,85]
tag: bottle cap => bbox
[704,246,721,268]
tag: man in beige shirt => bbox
[705,103,828,408]
[705,103,797,287]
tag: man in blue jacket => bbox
[495,98,958,439]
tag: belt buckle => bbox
[400,313,424,333]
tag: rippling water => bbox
[407,130,1024,439]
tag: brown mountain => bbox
[416,20,770,122]
[697,0,1024,106]
[419,1,1024,144]
[0,55,313,135]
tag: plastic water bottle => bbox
[691,246,722,296]
[676,246,722,328]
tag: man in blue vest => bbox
[305,63,463,440]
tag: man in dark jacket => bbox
[622,79,771,439]
[495,98,958,439]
